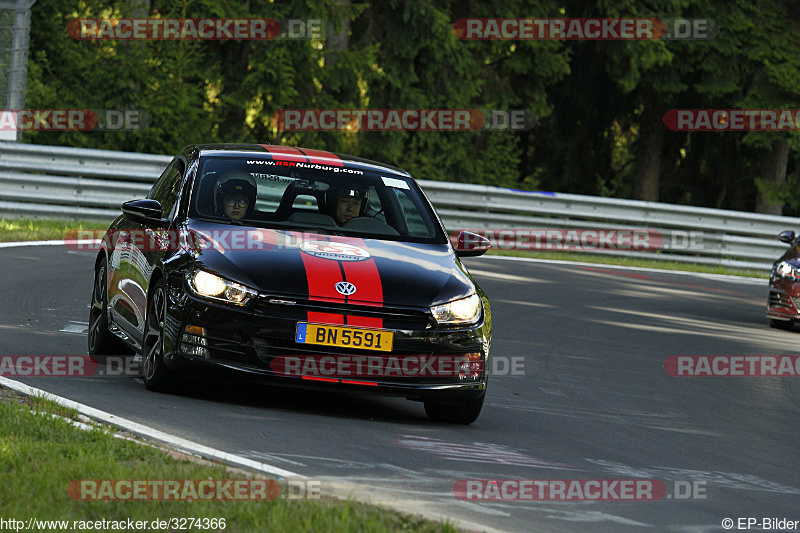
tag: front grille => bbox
[177,323,480,385]
[250,337,480,384]
[252,296,433,330]
[251,335,431,360]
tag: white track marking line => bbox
[0,240,69,248]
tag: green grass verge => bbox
[0,218,110,242]
[0,387,457,532]
[27,391,80,420]
[484,249,770,279]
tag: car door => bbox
[110,157,185,342]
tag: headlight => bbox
[188,270,256,306]
[430,294,481,325]
[775,261,800,281]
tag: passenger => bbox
[216,176,257,220]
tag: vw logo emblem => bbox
[335,281,357,296]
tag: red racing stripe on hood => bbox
[334,236,383,328]
[295,233,345,325]
[342,260,383,328]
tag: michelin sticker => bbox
[300,240,371,261]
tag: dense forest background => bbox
[22,0,800,214]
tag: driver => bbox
[332,184,368,225]
[215,174,257,220]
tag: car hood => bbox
[183,221,476,308]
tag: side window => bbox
[148,159,185,219]
[366,186,382,212]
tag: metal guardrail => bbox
[0,142,169,219]
[0,141,797,270]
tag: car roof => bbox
[187,143,412,178]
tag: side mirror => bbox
[453,230,492,257]
[122,199,167,227]
[778,230,796,245]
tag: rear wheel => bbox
[424,394,485,424]
[142,279,179,392]
[88,258,130,356]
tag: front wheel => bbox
[424,394,485,424]
[769,319,795,331]
[142,279,179,392]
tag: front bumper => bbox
[767,276,800,321]
[161,275,490,401]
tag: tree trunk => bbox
[130,0,150,17]
[633,90,665,201]
[755,140,790,215]
[326,0,350,65]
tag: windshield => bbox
[189,155,447,244]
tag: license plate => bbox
[295,323,394,352]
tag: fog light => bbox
[180,324,210,358]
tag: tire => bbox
[141,279,179,392]
[769,319,795,331]
[88,258,130,357]
[424,394,485,424]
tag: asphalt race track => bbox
[2,244,799,532]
